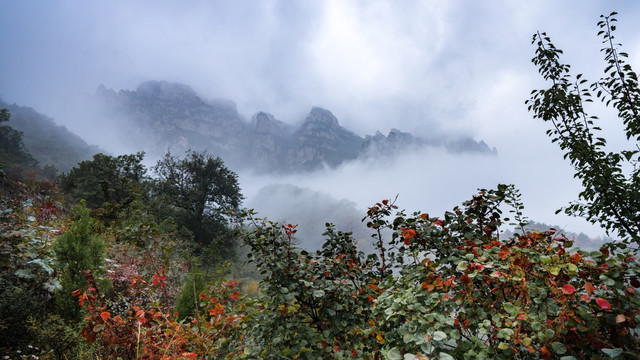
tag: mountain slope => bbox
[1,101,100,173]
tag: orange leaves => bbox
[584,282,595,294]
[402,228,416,239]
[71,288,82,296]
[208,303,225,317]
[540,345,551,359]
[570,252,582,264]
[100,311,111,321]
[497,246,510,260]
[402,228,417,245]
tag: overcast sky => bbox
[2,1,640,239]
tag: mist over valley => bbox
[3,80,606,249]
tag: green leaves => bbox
[528,12,640,245]
[601,348,623,358]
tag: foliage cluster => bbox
[233,185,640,359]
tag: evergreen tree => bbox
[54,203,106,322]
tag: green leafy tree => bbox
[60,152,147,223]
[240,214,383,359]
[527,12,640,247]
[54,202,106,322]
[153,150,242,250]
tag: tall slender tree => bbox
[527,12,640,247]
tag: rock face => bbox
[361,128,497,157]
[288,107,364,171]
[94,81,496,173]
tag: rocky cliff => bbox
[93,81,496,173]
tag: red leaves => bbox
[561,284,576,295]
[71,288,82,296]
[282,223,298,236]
[152,272,167,287]
[100,311,111,321]
[595,298,611,310]
[460,273,471,284]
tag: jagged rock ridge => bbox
[94,81,497,173]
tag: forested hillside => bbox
[1,101,100,174]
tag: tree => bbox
[527,12,640,247]
[153,150,242,249]
[0,108,37,172]
[60,152,147,223]
[54,203,106,322]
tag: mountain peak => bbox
[304,107,340,128]
[136,81,198,101]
